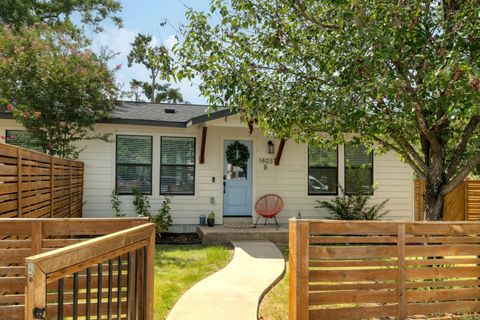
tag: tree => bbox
[0,0,122,31]
[127,33,184,103]
[179,0,480,220]
[0,25,118,159]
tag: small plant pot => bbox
[207,218,215,227]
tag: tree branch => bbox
[278,0,340,30]
[412,101,442,152]
[443,150,480,195]
[372,135,427,178]
[446,115,480,178]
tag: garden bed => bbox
[156,232,201,245]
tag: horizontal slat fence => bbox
[415,179,480,221]
[0,218,148,320]
[290,219,480,320]
[0,143,84,218]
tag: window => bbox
[5,130,43,152]
[308,146,338,195]
[115,135,152,195]
[344,143,374,194]
[160,137,195,195]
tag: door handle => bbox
[223,181,226,194]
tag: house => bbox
[0,102,414,231]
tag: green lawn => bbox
[153,245,233,320]
[258,245,289,320]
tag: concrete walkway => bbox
[166,241,285,320]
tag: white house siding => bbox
[0,116,414,227]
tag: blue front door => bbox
[223,140,252,216]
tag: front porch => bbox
[197,225,288,245]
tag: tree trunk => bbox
[424,152,446,221]
[424,187,444,221]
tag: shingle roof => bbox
[101,101,234,127]
[0,101,236,127]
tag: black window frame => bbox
[308,146,339,196]
[5,129,43,152]
[160,136,196,196]
[115,134,153,195]
[344,143,374,195]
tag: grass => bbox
[258,245,289,320]
[153,244,233,320]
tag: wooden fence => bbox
[415,179,480,221]
[0,218,150,320]
[290,219,480,320]
[0,143,84,219]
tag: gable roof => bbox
[0,101,236,128]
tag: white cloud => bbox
[164,34,178,51]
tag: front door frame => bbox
[220,137,255,219]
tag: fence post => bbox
[50,157,54,217]
[397,223,406,320]
[25,263,47,320]
[289,219,309,320]
[464,180,469,221]
[69,161,72,217]
[31,221,43,255]
[17,148,22,217]
[145,228,155,320]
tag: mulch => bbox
[155,233,201,245]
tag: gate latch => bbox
[33,308,46,320]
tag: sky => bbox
[84,0,212,104]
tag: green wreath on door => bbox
[226,141,250,169]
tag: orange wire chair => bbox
[254,194,283,230]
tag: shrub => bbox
[133,189,151,217]
[111,189,124,217]
[316,185,388,220]
[208,211,215,219]
[154,196,173,236]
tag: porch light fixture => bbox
[267,141,275,154]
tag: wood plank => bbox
[199,126,207,164]
[0,305,24,320]
[406,244,480,256]
[309,305,397,320]
[407,300,480,316]
[309,268,397,282]
[309,245,398,259]
[27,224,154,275]
[310,259,398,267]
[289,220,309,320]
[309,289,396,305]
[406,287,480,303]
[274,138,286,166]
[309,220,398,235]
[310,282,396,291]
[397,223,406,320]
[406,266,480,279]
[310,235,398,244]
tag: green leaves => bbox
[0,0,122,32]
[127,33,183,103]
[0,25,117,158]
[179,0,480,220]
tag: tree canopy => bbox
[0,25,118,158]
[179,0,480,220]
[127,33,184,104]
[0,0,122,32]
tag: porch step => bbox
[223,217,253,224]
[197,225,288,245]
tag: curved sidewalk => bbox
[166,241,285,320]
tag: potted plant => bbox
[207,211,215,227]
